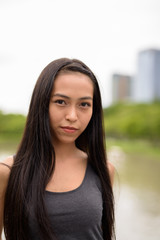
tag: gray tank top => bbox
[29,163,104,240]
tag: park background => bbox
[0,0,160,239]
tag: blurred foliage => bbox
[103,101,160,142]
[0,111,26,142]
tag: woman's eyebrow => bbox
[79,96,93,100]
[52,93,93,100]
[53,93,70,99]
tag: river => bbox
[0,145,160,240]
[108,146,160,240]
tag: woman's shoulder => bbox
[0,156,14,182]
[107,161,115,186]
[0,155,14,169]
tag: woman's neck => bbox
[53,142,78,162]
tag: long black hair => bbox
[4,58,115,240]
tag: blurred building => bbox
[134,49,160,102]
[112,74,132,103]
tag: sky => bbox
[0,0,160,114]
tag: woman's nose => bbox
[65,107,78,122]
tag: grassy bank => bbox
[0,138,20,151]
[106,138,160,160]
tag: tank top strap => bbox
[0,162,11,170]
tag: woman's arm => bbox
[0,156,13,240]
[107,161,115,187]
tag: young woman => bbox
[0,58,115,240]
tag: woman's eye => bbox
[55,99,66,105]
[80,102,91,107]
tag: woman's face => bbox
[49,71,93,145]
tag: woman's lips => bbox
[61,126,78,133]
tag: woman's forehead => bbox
[52,72,94,97]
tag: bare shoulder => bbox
[0,155,13,188]
[107,161,115,174]
[107,161,115,186]
[1,155,14,168]
[0,156,13,238]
